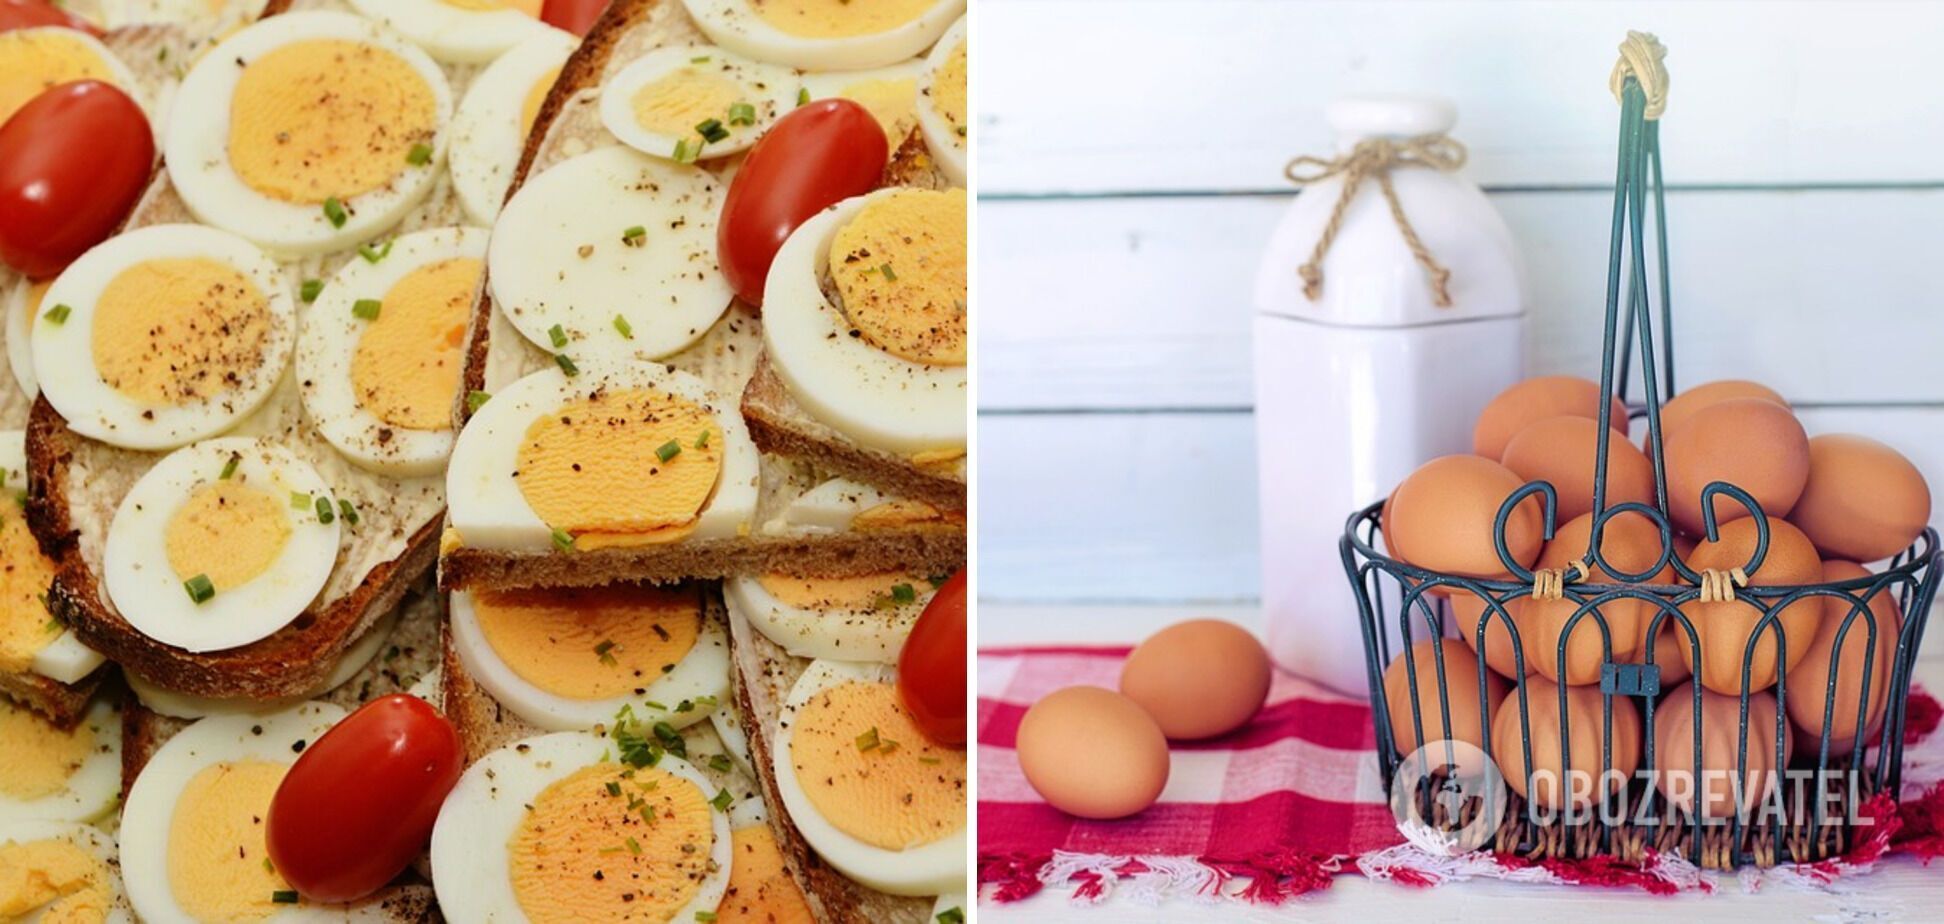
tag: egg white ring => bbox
[297,226,485,477]
[680,0,965,71]
[725,574,927,663]
[9,25,148,115]
[488,144,733,362]
[346,0,557,64]
[448,589,731,733]
[0,697,122,826]
[799,58,926,104]
[165,12,454,257]
[0,431,103,683]
[431,733,733,924]
[125,606,398,720]
[445,360,759,553]
[104,438,343,653]
[4,276,39,400]
[759,476,895,536]
[599,44,800,162]
[0,820,133,923]
[913,16,966,186]
[761,189,967,455]
[449,28,577,227]
[120,703,354,924]
[771,659,965,896]
[32,224,296,451]
[707,706,756,779]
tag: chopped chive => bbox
[551,527,575,551]
[358,239,393,263]
[548,323,567,348]
[694,118,728,143]
[693,695,717,709]
[879,736,900,754]
[272,890,299,904]
[352,298,382,320]
[466,390,492,413]
[936,908,964,924]
[605,781,622,796]
[855,727,880,752]
[43,304,71,325]
[672,138,696,163]
[337,499,358,525]
[674,699,693,713]
[709,788,733,812]
[707,754,732,772]
[690,55,710,63]
[323,197,347,227]
[314,497,335,524]
[878,262,897,281]
[626,837,642,855]
[554,353,578,376]
[797,87,810,106]
[621,225,646,246]
[219,454,240,480]
[644,700,667,711]
[157,47,168,62]
[919,755,942,765]
[299,279,323,302]
[289,491,312,510]
[184,574,215,604]
[928,572,952,589]
[595,639,617,665]
[891,583,917,604]
[406,142,433,166]
[726,102,755,125]
[697,912,718,923]
[612,314,634,339]
[693,430,709,449]
[262,857,273,872]
[655,440,681,463]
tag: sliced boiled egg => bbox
[448,583,731,732]
[430,731,733,924]
[124,607,399,720]
[0,697,120,825]
[489,144,733,361]
[4,278,47,400]
[32,224,295,451]
[715,822,817,921]
[599,45,799,163]
[97,0,268,30]
[102,438,342,654]
[446,360,759,553]
[449,27,577,226]
[801,58,926,146]
[0,820,132,923]
[726,571,935,663]
[682,0,964,71]
[347,0,554,64]
[1,432,106,687]
[0,26,142,126]
[709,705,755,778]
[914,15,966,185]
[762,187,966,455]
[762,475,957,535]
[297,226,484,477]
[771,659,964,895]
[165,11,453,256]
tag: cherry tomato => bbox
[266,695,463,903]
[899,569,967,748]
[540,0,607,36]
[717,98,888,306]
[0,0,100,34]
[0,81,153,279]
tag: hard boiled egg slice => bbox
[449,27,577,227]
[165,12,452,256]
[4,278,47,400]
[0,697,120,825]
[762,187,966,455]
[761,475,957,536]
[431,732,733,924]
[715,822,817,921]
[124,607,398,720]
[1,432,106,686]
[489,144,733,362]
[297,226,484,477]
[726,571,935,663]
[682,0,964,71]
[103,438,342,653]
[0,26,143,125]
[32,224,295,452]
[914,15,966,185]
[97,0,269,30]
[599,45,799,163]
[347,0,553,64]
[449,583,730,732]
[709,705,755,778]
[771,659,964,895]
[801,57,926,147]
[446,360,758,553]
[0,820,132,923]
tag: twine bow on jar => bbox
[1283,133,1468,307]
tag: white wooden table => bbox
[979,604,1944,922]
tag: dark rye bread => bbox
[0,665,100,728]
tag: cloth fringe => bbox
[978,849,1343,906]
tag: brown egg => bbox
[1791,434,1932,563]
[1654,681,1792,818]
[1119,620,1272,740]
[1016,686,1171,819]
[1452,591,1529,681]
[1473,376,1630,461]
[1517,510,1676,685]
[1381,638,1509,767]
[1380,489,1407,561]
[1664,398,1810,536]
[1786,561,1901,754]
[1500,415,1658,526]
[1388,456,1545,579]
[1493,678,1642,810]
[1634,534,1697,687]
[1656,379,1788,437]
[1679,516,1824,695]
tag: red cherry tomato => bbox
[540,0,607,36]
[0,80,153,279]
[0,0,100,34]
[899,569,967,748]
[717,98,888,306]
[266,695,463,903]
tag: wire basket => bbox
[1339,34,1942,869]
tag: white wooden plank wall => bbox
[976,0,1944,603]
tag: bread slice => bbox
[0,669,99,728]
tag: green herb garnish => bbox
[352,298,382,320]
[855,727,880,751]
[554,353,579,376]
[406,142,434,166]
[655,440,681,463]
[43,304,71,325]
[694,118,728,144]
[299,279,323,302]
[219,454,240,480]
[358,239,393,263]
[709,788,733,812]
[323,197,347,227]
[613,314,634,339]
[337,499,358,526]
[272,890,299,905]
[314,497,335,524]
[551,527,575,551]
[184,574,215,604]
[726,102,755,126]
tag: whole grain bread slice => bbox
[0,668,100,728]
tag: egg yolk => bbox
[930,39,966,142]
[837,77,918,145]
[442,0,543,12]
[350,256,477,431]
[508,763,715,924]
[0,30,120,126]
[0,699,91,800]
[164,480,292,592]
[715,826,813,924]
[757,572,920,611]
[473,584,701,700]
[521,66,563,136]
[0,837,112,923]
[753,0,936,38]
[0,511,61,675]
[228,39,437,205]
[829,188,966,366]
[789,680,965,850]
[515,388,722,550]
[631,69,744,147]
[167,760,292,923]
[851,499,954,531]
[92,257,272,408]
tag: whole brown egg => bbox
[1388,456,1546,579]
[1664,398,1810,536]
[1381,638,1509,768]
[1015,686,1171,820]
[1492,677,1642,811]
[1655,379,1788,438]
[1517,509,1677,686]
[1654,681,1792,819]
[1473,376,1630,461]
[1678,516,1824,695]
[1119,620,1273,740]
[1786,560,1901,754]
[1790,434,1932,563]
[1500,415,1657,525]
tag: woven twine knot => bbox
[1609,30,1669,120]
[1283,133,1468,308]
[1698,567,1749,604]
[1531,560,1591,602]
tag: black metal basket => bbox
[1339,35,1942,868]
